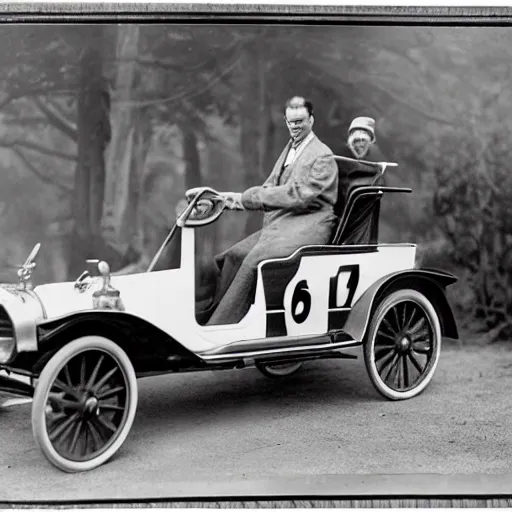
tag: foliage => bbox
[432,127,512,341]
[1,23,512,346]
[427,31,512,341]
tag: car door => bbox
[259,246,367,338]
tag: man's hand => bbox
[220,192,244,210]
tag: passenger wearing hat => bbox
[347,116,376,159]
[335,116,386,212]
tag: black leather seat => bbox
[333,158,383,216]
[332,188,383,245]
[331,157,384,245]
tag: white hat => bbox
[348,117,376,143]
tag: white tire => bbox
[364,289,442,400]
[32,336,138,472]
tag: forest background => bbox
[0,23,510,342]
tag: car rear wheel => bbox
[364,289,441,400]
[32,336,138,473]
[256,362,303,378]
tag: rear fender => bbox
[35,311,203,374]
[343,269,459,342]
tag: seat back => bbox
[331,156,409,246]
[331,187,383,245]
[331,185,413,245]
[333,157,383,218]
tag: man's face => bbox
[348,129,372,158]
[285,106,313,142]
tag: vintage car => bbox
[0,156,458,473]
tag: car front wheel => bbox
[364,289,441,400]
[32,336,138,472]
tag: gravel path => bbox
[1,341,511,501]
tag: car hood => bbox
[34,281,97,319]
[33,272,163,320]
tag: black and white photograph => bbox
[0,5,511,505]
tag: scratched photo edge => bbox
[0,2,510,509]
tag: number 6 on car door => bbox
[291,280,311,324]
[284,261,330,337]
[284,261,361,337]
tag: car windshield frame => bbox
[147,187,226,272]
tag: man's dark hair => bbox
[284,96,314,117]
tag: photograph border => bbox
[1,3,511,508]
[0,3,512,23]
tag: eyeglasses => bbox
[285,117,308,127]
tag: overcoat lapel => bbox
[279,134,318,184]
[265,140,292,186]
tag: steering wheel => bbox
[179,187,228,225]
[185,187,207,200]
[186,187,244,210]
[191,198,217,220]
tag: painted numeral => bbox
[291,280,311,324]
[329,265,360,309]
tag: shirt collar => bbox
[291,131,315,149]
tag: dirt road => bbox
[1,342,511,501]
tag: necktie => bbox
[279,137,306,184]
[283,138,301,169]
[291,137,302,149]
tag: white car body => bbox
[34,226,416,353]
[0,176,459,474]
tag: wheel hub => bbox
[396,335,411,352]
[83,396,99,416]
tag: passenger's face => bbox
[348,129,372,158]
[285,107,313,142]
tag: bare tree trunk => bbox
[102,25,152,270]
[69,26,112,278]
[238,30,274,237]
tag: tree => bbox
[234,27,275,236]
[102,25,151,267]
[0,25,120,280]
[426,29,512,342]
[68,26,116,277]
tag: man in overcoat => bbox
[205,96,339,326]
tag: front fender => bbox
[343,268,459,342]
[35,310,203,374]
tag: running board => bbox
[199,331,359,363]
[251,351,358,367]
